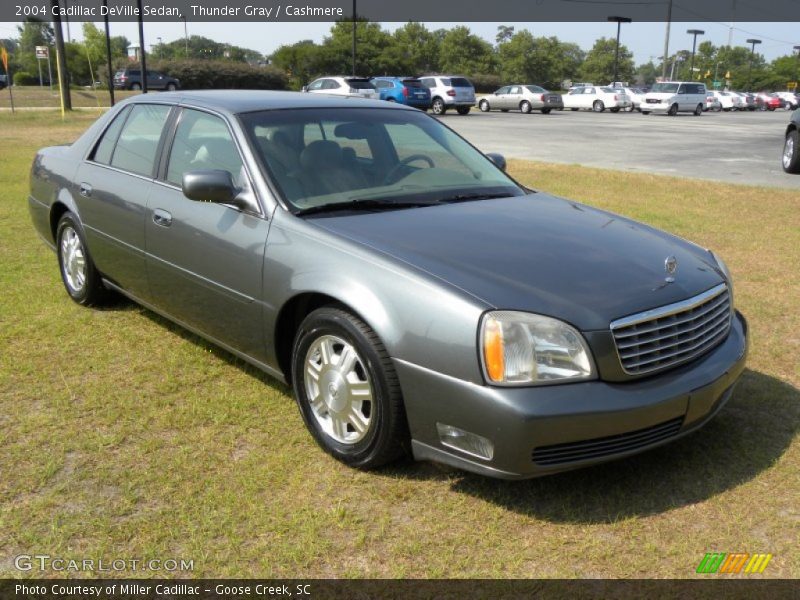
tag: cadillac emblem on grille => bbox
[665,256,678,282]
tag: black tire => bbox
[56,212,109,306]
[694,104,703,116]
[166,82,177,91]
[519,100,531,114]
[385,97,396,102]
[593,100,604,112]
[456,106,471,115]
[570,108,579,111]
[667,103,679,116]
[783,129,800,174]
[500,109,509,113]
[291,307,408,469]
[641,111,651,115]
[609,107,620,113]
[431,97,446,115]
[130,82,141,91]
[478,99,490,112]
[541,108,551,114]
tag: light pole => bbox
[352,0,357,76]
[102,0,114,106]
[607,16,632,84]
[794,45,800,89]
[687,29,704,80]
[179,15,189,58]
[746,38,761,90]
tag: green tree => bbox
[270,40,325,88]
[438,26,495,75]
[579,37,635,84]
[392,22,440,74]
[15,20,54,76]
[496,25,514,45]
[634,61,659,86]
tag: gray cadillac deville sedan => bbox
[28,91,748,479]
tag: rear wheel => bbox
[641,111,651,115]
[519,100,531,114]
[694,104,703,116]
[456,106,471,115]
[541,108,551,114]
[478,99,490,112]
[166,82,177,91]
[783,130,800,174]
[130,82,141,90]
[431,97,446,115]
[609,107,620,113]
[56,212,109,306]
[292,307,408,469]
[667,103,679,116]
[593,100,605,112]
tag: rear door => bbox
[493,86,510,109]
[450,77,475,104]
[145,107,270,359]
[74,103,172,299]
[507,86,523,110]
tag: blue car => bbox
[371,77,431,109]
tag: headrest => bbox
[300,140,342,170]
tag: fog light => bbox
[436,423,494,460]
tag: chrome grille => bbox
[611,283,731,376]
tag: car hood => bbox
[311,194,724,331]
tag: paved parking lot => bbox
[442,109,798,189]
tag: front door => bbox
[145,107,270,360]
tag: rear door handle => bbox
[152,208,172,227]
[79,182,92,197]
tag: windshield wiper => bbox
[435,192,515,204]
[295,199,433,217]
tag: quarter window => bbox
[91,105,131,165]
[110,104,171,177]
[166,109,244,188]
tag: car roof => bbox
[123,90,415,115]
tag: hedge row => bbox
[115,60,287,90]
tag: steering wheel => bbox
[383,154,435,185]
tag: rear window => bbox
[450,77,472,88]
[403,79,423,88]
[440,78,451,86]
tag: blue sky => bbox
[1,20,797,63]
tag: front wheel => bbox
[667,103,679,116]
[478,99,490,112]
[783,130,800,174]
[641,111,651,115]
[292,307,408,469]
[56,212,109,306]
[165,82,177,91]
[694,104,703,116]
[456,106,471,115]
[519,100,531,114]
[593,100,605,112]
[431,98,446,115]
[609,107,620,113]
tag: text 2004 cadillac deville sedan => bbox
[28,91,748,479]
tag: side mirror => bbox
[485,153,506,171]
[182,170,239,205]
[301,85,308,92]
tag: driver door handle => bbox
[152,208,172,227]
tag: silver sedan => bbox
[477,85,564,114]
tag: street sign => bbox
[789,82,798,91]
[35,46,48,59]
[712,80,722,89]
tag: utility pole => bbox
[794,45,800,89]
[607,16,632,85]
[50,0,71,111]
[103,0,114,106]
[136,0,148,93]
[352,0,357,76]
[687,29,704,80]
[662,0,672,80]
[746,38,761,90]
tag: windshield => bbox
[239,108,523,213]
[650,83,680,93]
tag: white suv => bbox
[418,75,476,115]
[642,82,707,116]
[304,76,379,100]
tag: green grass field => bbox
[0,111,798,579]
[0,86,138,109]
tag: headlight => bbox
[480,311,596,386]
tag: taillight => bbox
[540,94,545,101]
[447,89,456,96]
[614,95,619,101]
[402,87,409,97]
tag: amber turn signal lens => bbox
[483,317,505,382]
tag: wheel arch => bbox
[48,190,81,244]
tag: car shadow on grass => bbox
[387,369,799,523]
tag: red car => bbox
[756,93,782,111]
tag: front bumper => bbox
[397,311,748,479]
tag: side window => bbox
[509,86,521,95]
[420,78,433,88]
[307,80,324,91]
[324,80,341,90]
[677,84,686,94]
[166,109,244,188]
[110,104,171,177]
[497,86,510,94]
[91,105,131,165]
[375,80,391,89]
[584,88,595,94]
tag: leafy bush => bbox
[124,60,287,90]
[13,71,38,86]
[467,73,503,93]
